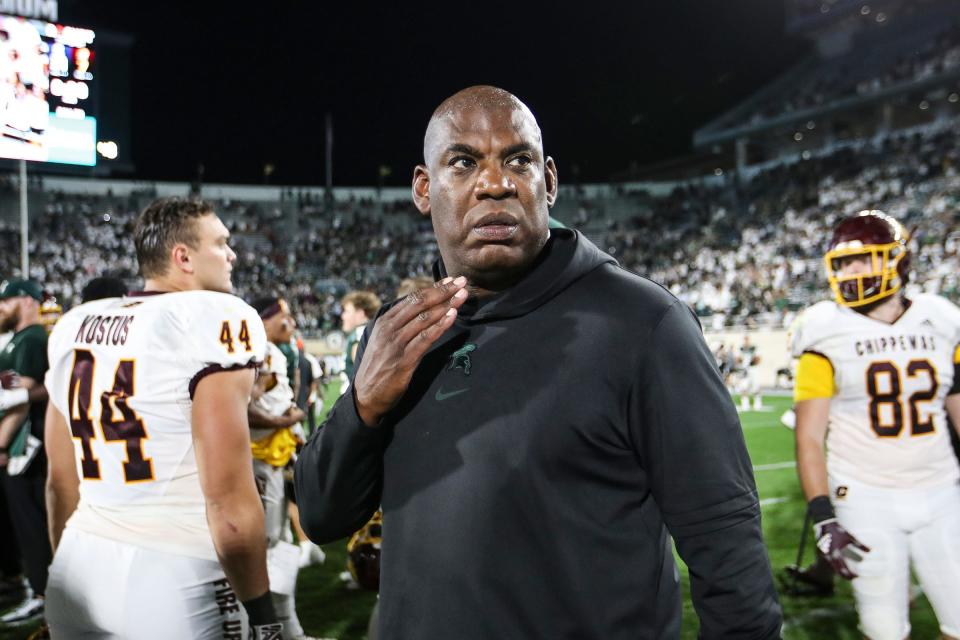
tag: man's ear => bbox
[544,156,559,208]
[412,165,431,217]
[171,243,193,274]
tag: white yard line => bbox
[753,461,796,471]
[758,497,788,507]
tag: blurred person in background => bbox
[79,276,127,303]
[339,291,381,392]
[0,280,51,627]
[248,296,310,640]
[738,335,763,411]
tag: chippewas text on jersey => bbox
[854,333,937,357]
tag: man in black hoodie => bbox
[295,86,782,639]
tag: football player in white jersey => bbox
[43,197,283,639]
[793,210,960,640]
[247,296,307,640]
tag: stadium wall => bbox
[703,327,790,389]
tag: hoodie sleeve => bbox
[631,301,782,639]
[294,323,387,544]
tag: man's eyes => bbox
[507,155,533,168]
[448,155,533,169]
[449,156,475,169]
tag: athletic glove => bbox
[243,591,283,640]
[809,495,870,580]
[249,623,283,640]
[0,387,28,411]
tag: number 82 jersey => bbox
[791,294,960,489]
[45,290,267,560]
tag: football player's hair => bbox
[134,197,216,278]
[341,290,382,319]
[395,276,434,298]
[81,276,128,302]
[250,296,283,318]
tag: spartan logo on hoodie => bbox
[447,343,476,376]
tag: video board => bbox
[0,13,96,166]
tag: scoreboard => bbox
[0,12,96,166]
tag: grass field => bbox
[0,391,944,639]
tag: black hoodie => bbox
[295,229,782,639]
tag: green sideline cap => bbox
[0,279,43,301]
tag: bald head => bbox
[423,86,542,166]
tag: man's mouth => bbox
[473,213,519,241]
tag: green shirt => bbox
[277,340,298,389]
[344,325,365,380]
[0,324,48,439]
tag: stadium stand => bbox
[1,115,958,337]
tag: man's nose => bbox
[845,257,870,273]
[475,163,516,200]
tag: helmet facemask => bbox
[824,241,906,308]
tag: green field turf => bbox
[0,391,944,639]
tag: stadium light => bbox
[96,141,118,160]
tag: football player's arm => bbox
[44,404,79,552]
[793,351,834,500]
[633,302,782,638]
[247,374,304,430]
[792,351,868,578]
[947,345,960,436]
[0,376,45,450]
[192,367,270,602]
[946,394,960,438]
[795,398,831,500]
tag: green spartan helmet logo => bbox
[448,343,477,375]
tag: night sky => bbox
[64,1,805,186]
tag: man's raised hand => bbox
[353,276,468,426]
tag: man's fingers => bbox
[395,286,467,346]
[852,540,871,553]
[401,307,459,363]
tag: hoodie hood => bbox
[432,228,617,323]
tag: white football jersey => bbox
[250,341,295,441]
[46,290,267,560]
[792,294,960,489]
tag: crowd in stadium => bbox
[604,122,960,327]
[749,17,960,123]
[1,118,958,336]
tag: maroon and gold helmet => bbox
[346,509,382,591]
[823,210,910,308]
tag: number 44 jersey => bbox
[792,293,960,489]
[45,291,267,560]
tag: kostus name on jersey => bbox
[74,314,134,346]
[854,333,936,357]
